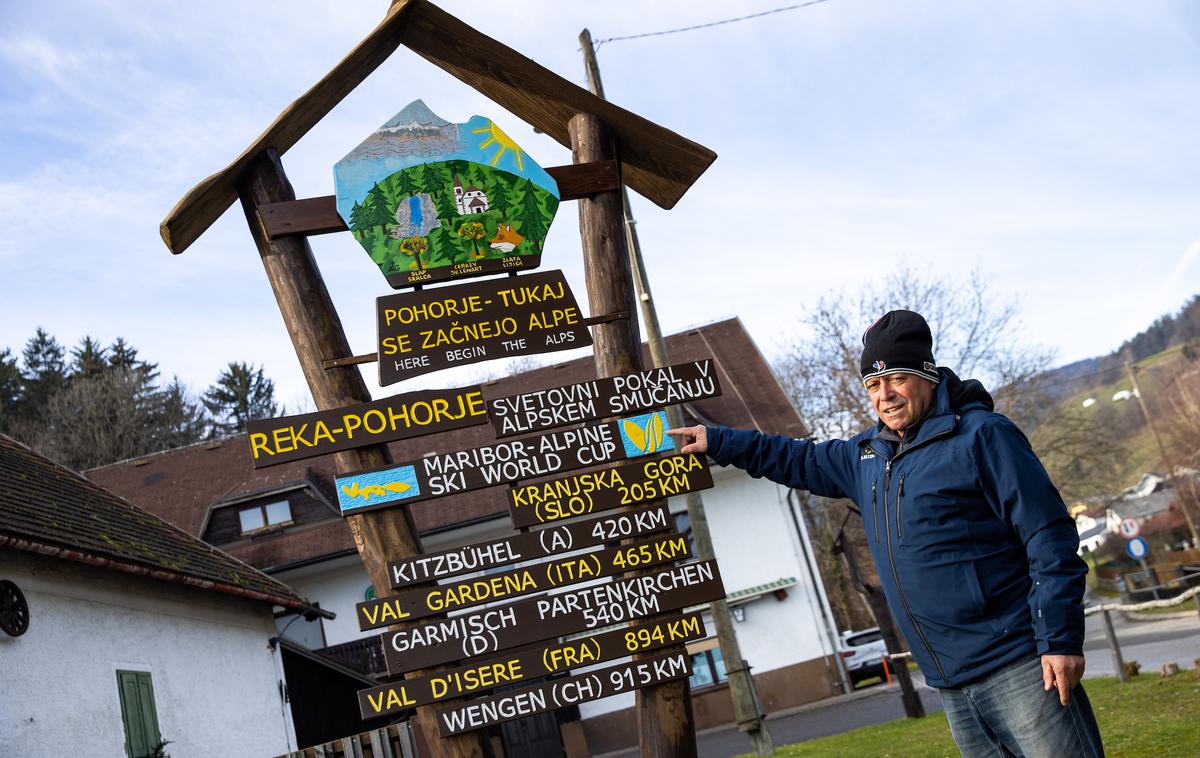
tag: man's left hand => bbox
[1042,654,1085,706]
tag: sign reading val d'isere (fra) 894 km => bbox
[334,100,559,288]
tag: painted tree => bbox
[202,362,279,436]
[513,179,551,251]
[348,200,370,237]
[398,236,429,270]
[484,170,510,219]
[456,221,487,258]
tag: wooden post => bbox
[578,28,774,755]
[834,524,925,718]
[1102,609,1128,683]
[569,112,697,758]
[237,148,490,758]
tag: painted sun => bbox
[473,120,524,171]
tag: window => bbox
[688,646,727,690]
[846,629,883,647]
[672,511,695,555]
[238,499,293,535]
[117,670,162,758]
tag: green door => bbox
[117,670,162,757]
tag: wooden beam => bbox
[161,0,714,255]
[258,160,619,240]
[160,0,417,255]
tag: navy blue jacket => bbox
[707,368,1086,688]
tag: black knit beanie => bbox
[860,310,940,385]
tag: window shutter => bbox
[117,670,162,757]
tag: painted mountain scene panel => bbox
[334,101,560,288]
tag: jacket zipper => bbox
[896,474,906,539]
[882,426,956,685]
[871,481,879,543]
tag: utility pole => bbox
[579,29,774,756]
[1124,360,1200,546]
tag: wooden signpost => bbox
[162,3,718,754]
[334,410,673,515]
[377,270,591,384]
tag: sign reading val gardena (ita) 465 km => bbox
[334,100,559,288]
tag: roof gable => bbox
[0,435,318,615]
[161,0,715,255]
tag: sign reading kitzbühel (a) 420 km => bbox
[334,100,559,288]
[377,269,591,385]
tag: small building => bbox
[453,174,489,215]
[0,434,334,757]
[88,319,846,756]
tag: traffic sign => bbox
[1125,536,1149,560]
[1119,517,1140,539]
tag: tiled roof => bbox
[0,434,318,614]
[87,318,806,571]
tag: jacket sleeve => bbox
[706,426,855,500]
[974,416,1087,657]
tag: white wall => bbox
[578,467,839,719]
[0,552,296,758]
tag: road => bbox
[1082,602,1200,677]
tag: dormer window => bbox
[238,500,293,535]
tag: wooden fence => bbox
[278,723,418,758]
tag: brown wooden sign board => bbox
[382,560,725,675]
[436,650,692,736]
[358,532,689,630]
[335,411,672,516]
[507,452,713,528]
[486,359,721,437]
[377,270,591,385]
[387,503,671,588]
[245,385,487,468]
[358,612,705,717]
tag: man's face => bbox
[865,373,936,434]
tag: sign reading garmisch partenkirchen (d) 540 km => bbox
[334,100,559,288]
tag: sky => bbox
[2,0,1198,409]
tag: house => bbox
[87,319,846,756]
[453,174,489,215]
[0,434,330,757]
[1070,503,1109,554]
[1107,474,1176,533]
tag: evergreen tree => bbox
[71,336,108,379]
[20,328,66,415]
[0,348,21,432]
[514,179,551,250]
[108,337,159,384]
[203,362,279,435]
[348,200,369,235]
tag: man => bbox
[668,310,1104,757]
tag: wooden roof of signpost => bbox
[160,0,716,255]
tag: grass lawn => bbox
[748,670,1200,758]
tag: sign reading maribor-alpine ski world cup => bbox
[376,269,591,385]
[334,100,559,288]
[334,410,673,516]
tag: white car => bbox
[839,627,889,686]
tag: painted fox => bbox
[489,224,525,253]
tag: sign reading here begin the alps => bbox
[377,270,591,385]
[336,411,672,516]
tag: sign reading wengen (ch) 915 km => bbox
[485,359,721,437]
[376,269,591,385]
[334,410,672,516]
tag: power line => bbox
[593,0,836,48]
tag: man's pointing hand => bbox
[666,426,708,455]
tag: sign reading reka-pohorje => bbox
[486,359,721,437]
[335,411,673,516]
[245,385,487,468]
[377,270,591,385]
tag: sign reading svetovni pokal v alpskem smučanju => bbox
[334,100,559,288]
[486,359,721,437]
[376,270,591,385]
[334,410,672,516]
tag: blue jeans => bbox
[938,656,1104,757]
